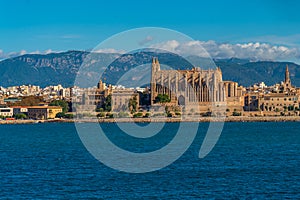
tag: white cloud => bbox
[92,48,126,54]
[0,49,60,60]
[139,35,154,46]
[151,40,180,53]
[44,49,55,54]
[150,40,300,61]
[20,50,27,55]
[1,41,300,62]
[245,34,300,48]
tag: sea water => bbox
[0,122,299,199]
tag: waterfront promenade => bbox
[1,116,300,124]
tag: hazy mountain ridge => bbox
[0,50,299,87]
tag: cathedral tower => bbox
[285,64,291,85]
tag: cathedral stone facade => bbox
[150,57,242,113]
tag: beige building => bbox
[111,88,139,112]
[261,93,298,115]
[0,107,13,117]
[48,106,63,119]
[27,106,62,119]
[11,106,28,115]
[223,81,244,112]
[83,80,111,108]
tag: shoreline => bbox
[1,116,300,124]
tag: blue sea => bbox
[0,122,300,199]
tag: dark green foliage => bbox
[64,113,74,119]
[133,112,143,118]
[202,112,212,117]
[106,113,114,118]
[232,111,242,116]
[167,112,173,118]
[49,100,69,113]
[14,113,27,119]
[128,96,138,113]
[103,95,112,112]
[97,112,106,118]
[140,92,150,106]
[175,112,181,116]
[118,112,129,118]
[55,112,65,118]
[95,107,104,112]
[155,94,171,103]
[144,112,150,118]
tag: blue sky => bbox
[1,0,300,61]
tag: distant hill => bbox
[0,50,299,87]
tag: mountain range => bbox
[0,50,299,88]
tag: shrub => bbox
[144,112,150,118]
[175,112,181,116]
[202,112,212,117]
[118,112,129,118]
[167,112,173,118]
[64,114,74,119]
[155,94,171,103]
[133,112,143,118]
[95,107,104,112]
[152,113,165,117]
[97,112,106,118]
[232,111,242,116]
[55,112,65,118]
[14,113,27,119]
[106,113,114,118]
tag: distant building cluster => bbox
[244,65,300,116]
[1,57,300,119]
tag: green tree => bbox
[155,94,171,103]
[140,92,150,106]
[103,95,112,112]
[14,113,27,119]
[95,107,104,112]
[128,96,138,113]
[167,112,173,118]
[118,111,129,118]
[232,111,242,116]
[64,113,74,119]
[133,112,143,118]
[97,112,106,118]
[49,100,69,113]
[55,112,65,118]
[106,113,114,118]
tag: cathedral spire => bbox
[152,57,155,64]
[155,57,159,64]
[285,64,291,84]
